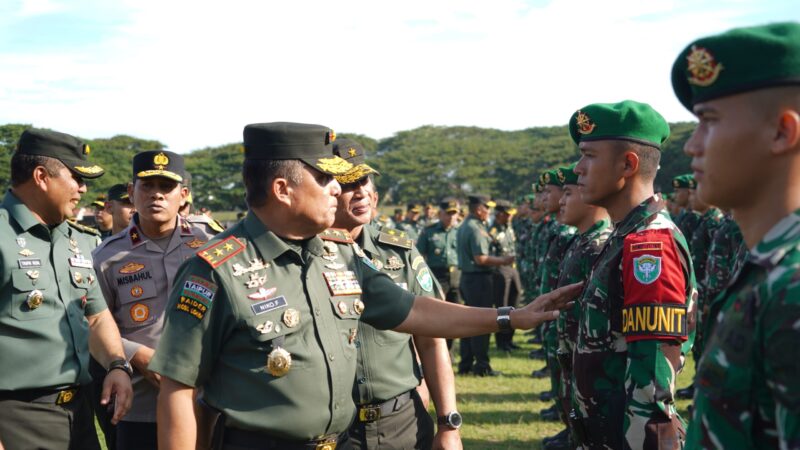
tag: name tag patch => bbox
[630,242,663,252]
[251,296,287,315]
[69,254,93,269]
[621,304,687,338]
[18,259,42,269]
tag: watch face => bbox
[448,412,463,428]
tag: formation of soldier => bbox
[0,20,798,450]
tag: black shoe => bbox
[539,407,560,422]
[543,432,572,450]
[457,366,473,376]
[473,368,502,377]
[538,391,556,402]
[529,348,546,360]
[676,384,695,399]
[542,428,569,446]
[531,367,550,378]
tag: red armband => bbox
[621,229,687,342]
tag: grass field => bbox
[97,333,695,449]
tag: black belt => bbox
[223,428,346,450]
[356,390,413,423]
[0,385,82,406]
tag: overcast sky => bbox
[0,0,796,152]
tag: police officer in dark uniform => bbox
[0,128,133,449]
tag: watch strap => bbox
[497,306,515,332]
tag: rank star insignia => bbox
[18,249,34,257]
[575,110,596,135]
[245,272,268,288]
[686,45,723,87]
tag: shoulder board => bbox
[208,219,225,233]
[319,228,353,244]
[378,230,413,250]
[197,236,246,268]
[67,221,100,236]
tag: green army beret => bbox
[672,22,800,111]
[15,128,105,179]
[133,150,185,183]
[569,100,670,149]
[557,163,579,186]
[332,138,379,184]
[525,193,535,203]
[243,122,353,176]
[107,183,130,202]
[672,174,692,189]
[687,174,697,189]
[541,169,563,187]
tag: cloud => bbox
[0,0,793,152]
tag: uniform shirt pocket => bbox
[10,269,54,321]
[116,274,158,328]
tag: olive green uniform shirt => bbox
[416,222,459,269]
[149,214,416,439]
[348,224,443,404]
[0,191,108,390]
[456,215,492,273]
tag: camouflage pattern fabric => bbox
[688,208,724,360]
[675,210,702,248]
[572,197,697,450]
[556,218,613,420]
[687,210,800,449]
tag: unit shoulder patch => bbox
[197,236,245,268]
[319,228,354,243]
[377,230,413,250]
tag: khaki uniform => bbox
[92,214,214,422]
[149,214,415,443]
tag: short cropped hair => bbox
[613,140,661,181]
[10,154,66,186]
[242,159,305,208]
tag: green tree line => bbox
[0,122,695,210]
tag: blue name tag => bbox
[251,296,288,315]
[18,259,42,268]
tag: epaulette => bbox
[319,228,353,244]
[67,220,101,236]
[209,219,225,233]
[197,236,246,268]
[378,229,413,250]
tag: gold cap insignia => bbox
[316,157,353,175]
[83,144,91,155]
[74,165,103,175]
[543,172,551,183]
[27,290,44,310]
[575,110,597,135]
[326,130,336,144]
[686,45,723,87]
[267,347,292,377]
[673,179,680,188]
[282,308,300,328]
[348,147,357,157]
[153,152,169,169]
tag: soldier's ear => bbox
[271,177,292,207]
[771,108,800,156]
[622,151,640,178]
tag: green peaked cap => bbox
[557,163,579,185]
[671,174,693,189]
[672,22,800,111]
[568,100,670,149]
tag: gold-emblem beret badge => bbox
[153,152,169,169]
[543,172,551,183]
[266,347,292,377]
[557,169,566,184]
[686,45,723,87]
[575,110,597,135]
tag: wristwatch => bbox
[437,411,463,430]
[108,359,133,378]
[497,306,515,332]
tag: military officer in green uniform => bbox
[490,199,523,351]
[92,194,114,239]
[149,122,580,449]
[107,183,136,235]
[328,139,461,450]
[0,128,133,449]
[569,101,697,450]
[396,203,423,242]
[93,151,215,449]
[456,193,513,376]
[672,22,800,449]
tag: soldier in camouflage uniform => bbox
[569,100,697,450]
[672,22,800,449]
[673,175,702,242]
[542,163,613,450]
[537,168,577,420]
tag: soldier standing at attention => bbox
[490,199,523,351]
[92,195,114,239]
[328,139,461,450]
[542,162,613,450]
[0,128,133,449]
[397,203,423,241]
[417,196,462,350]
[456,194,513,376]
[106,184,136,235]
[93,151,215,449]
[569,101,697,450]
[149,122,581,449]
[671,22,800,449]
[675,175,702,241]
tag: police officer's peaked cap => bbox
[107,183,131,202]
[15,128,105,179]
[133,150,184,182]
